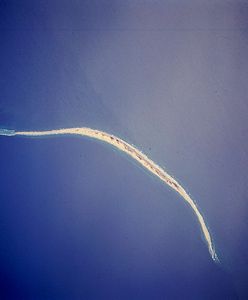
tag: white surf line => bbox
[0,127,218,262]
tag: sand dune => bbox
[1,127,218,262]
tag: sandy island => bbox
[0,127,218,262]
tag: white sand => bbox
[3,127,218,262]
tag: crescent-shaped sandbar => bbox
[1,127,218,262]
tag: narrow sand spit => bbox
[1,127,218,262]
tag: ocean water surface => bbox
[0,136,237,299]
[1,1,248,299]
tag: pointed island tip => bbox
[0,129,16,136]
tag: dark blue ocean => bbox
[1,1,248,299]
[0,136,237,299]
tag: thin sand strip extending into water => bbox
[0,127,218,262]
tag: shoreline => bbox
[1,127,218,262]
